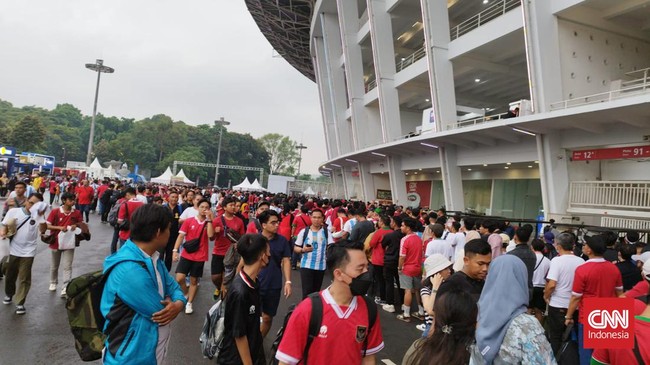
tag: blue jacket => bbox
[101,240,187,365]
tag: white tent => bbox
[249,179,266,191]
[89,158,102,169]
[172,169,195,185]
[303,186,316,195]
[151,167,174,185]
[233,177,253,191]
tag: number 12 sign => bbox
[572,145,650,161]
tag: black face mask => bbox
[348,271,372,296]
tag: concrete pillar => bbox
[367,0,402,142]
[420,0,458,131]
[319,12,354,155]
[358,162,377,201]
[387,156,407,205]
[330,167,347,199]
[536,132,570,219]
[439,145,465,211]
[312,37,340,158]
[336,0,368,150]
[522,0,563,112]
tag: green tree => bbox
[9,115,47,152]
[258,133,299,175]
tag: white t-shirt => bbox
[546,254,585,308]
[425,239,453,261]
[180,207,198,221]
[532,252,551,288]
[135,194,148,204]
[2,207,39,257]
[445,232,466,260]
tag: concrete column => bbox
[336,0,368,151]
[420,0,458,131]
[536,132,570,219]
[522,0,563,112]
[330,167,347,199]
[312,37,340,158]
[439,145,465,211]
[387,156,407,205]
[367,0,402,142]
[358,162,377,201]
[319,12,354,155]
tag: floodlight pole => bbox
[296,143,307,177]
[85,59,114,166]
[214,117,231,187]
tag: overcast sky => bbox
[0,0,325,175]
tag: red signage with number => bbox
[572,146,650,161]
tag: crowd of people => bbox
[1,173,650,364]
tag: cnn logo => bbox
[583,298,634,349]
[587,309,628,329]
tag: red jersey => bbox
[117,199,145,241]
[399,233,423,277]
[571,258,623,323]
[277,213,293,241]
[96,184,109,201]
[212,215,244,256]
[75,186,94,205]
[369,228,391,266]
[179,217,210,262]
[276,289,384,365]
[46,207,83,250]
[592,316,650,364]
[293,214,311,239]
[49,181,58,194]
[331,216,348,243]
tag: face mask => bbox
[347,271,372,296]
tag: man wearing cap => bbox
[624,251,650,299]
[565,234,624,365]
[591,259,650,364]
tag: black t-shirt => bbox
[507,244,536,289]
[382,230,405,265]
[217,271,265,365]
[603,248,618,263]
[349,220,375,248]
[616,260,642,291]
[436,271,485,305]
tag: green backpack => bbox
[65,261,145,361]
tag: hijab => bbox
[475,255,529,364]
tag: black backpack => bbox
[299,224,329,246]
[268,292,377,365]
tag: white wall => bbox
[400,110,422,136]
[456,141,539,165]
[557,19,650,100]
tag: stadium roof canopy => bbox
[245,0,315,81]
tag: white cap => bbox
[643,259,650,281]
[632,252,650,264]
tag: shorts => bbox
[399,273,422,290]
[175,257,204,278]
[211,255,225,275]
[260,289,282,317]
[529,286,546,311]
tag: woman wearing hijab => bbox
[471,255,555,365]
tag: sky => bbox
[0,0,325,175]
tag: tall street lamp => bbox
[85,59,114,166]
[214,117,230,187]
[296,143,307,177]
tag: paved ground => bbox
[0,199,421,364]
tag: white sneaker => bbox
[60,287,67,298]
[416,323,426,331]
[185,302,193,314]
[382,304,395,313]
[49,283,57,291]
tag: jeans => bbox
[291,251,302,268]
[577,322,592,365]
[110,228,120,254]
[300,268,325,299]
[50,249,75,286]
[383,264,400,306]
[78,204,90,222]
[4,255,34,305]
[101,202,112,222]
[158,233,178,272]
[372,264,386,300]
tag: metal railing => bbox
[569,181,650,211]
[447,112,510,130]
[396,45,427,73]
[601,217,650,231]
[450,0,521,40]
[550,69,650,110]
[364,77,377,93]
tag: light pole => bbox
[85,59,114,166]
[296,143,307,177]
[214,117,230,187]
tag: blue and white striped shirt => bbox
[295,227,329,271]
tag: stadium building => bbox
[246,0,650,228]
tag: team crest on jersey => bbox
[355,325,368,343]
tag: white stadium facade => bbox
[246,0,650,228]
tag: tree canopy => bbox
[0,98,273,185]
[258,133,300,175]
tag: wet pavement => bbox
[0,199,420,364]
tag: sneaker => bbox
[60,287,67,298]
[213,288,221,301]
[412,312,425,320]
[15,305,26,315]
[416,323,426,331]
[382,304,395,313]
[3,296,12,305]
[185,302,193,314]
[396,314,411,322]
[374,297,386,305]
[49,283,57,291]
